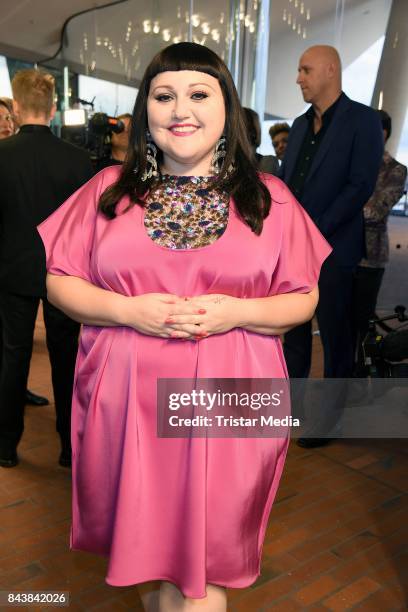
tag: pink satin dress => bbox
[38,166,331,598]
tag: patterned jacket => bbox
[360,150,407,268]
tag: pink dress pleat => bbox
[37,166,332,598]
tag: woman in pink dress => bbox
[38,43,331,611]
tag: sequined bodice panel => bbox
[144,175,229,249]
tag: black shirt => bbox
[289,93,344,199]
[95,156,123,172]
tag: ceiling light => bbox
[201,22,210,35]
[162,29,171,42]
[211,29,220,43]
[143,20,151,33]
[191,14,200,27]
[153,21,160,34]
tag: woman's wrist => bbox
[114,294,137,327]
[233,296,255,329]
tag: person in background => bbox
[96,113,132,170]
[0,96,50,407]
[269,121,290,162]
[111,113,132,162]
[280,45,383,448]
[0,97,14,139]
[351,109,407,376]
[242,107,279,175]
[0,70,93,469]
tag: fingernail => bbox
[198,309,206,314]
[165,318,175,324]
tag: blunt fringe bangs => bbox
[99,42,271,234]
[144,42,224,83]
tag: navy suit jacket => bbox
[280,93,383,266]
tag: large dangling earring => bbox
[210,136,227,175]
[141,131,158,181]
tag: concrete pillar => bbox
[371,0,408,156]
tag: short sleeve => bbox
[268,179,332,295]
[37,168,116,282]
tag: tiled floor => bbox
[0,311,407,611]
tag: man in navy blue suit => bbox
[280,45,383,448]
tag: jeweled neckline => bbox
[160,173,214,182]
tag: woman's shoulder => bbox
[92,164,123,191]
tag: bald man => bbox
[280,46,383,448]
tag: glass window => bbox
[0,55,12,97]
[78,74,137,116]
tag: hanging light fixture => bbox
[191,14,201,28]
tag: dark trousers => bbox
[351,265,385,376]
[283,255,354,434]
[0,292,80,454]
[284,255,355,379]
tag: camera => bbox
[60,110,125,166]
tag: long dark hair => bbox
[99,42,271,234]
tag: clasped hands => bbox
[128,293,239,340]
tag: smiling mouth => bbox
[169,124,199,135]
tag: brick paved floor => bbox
[0,311,407,611]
